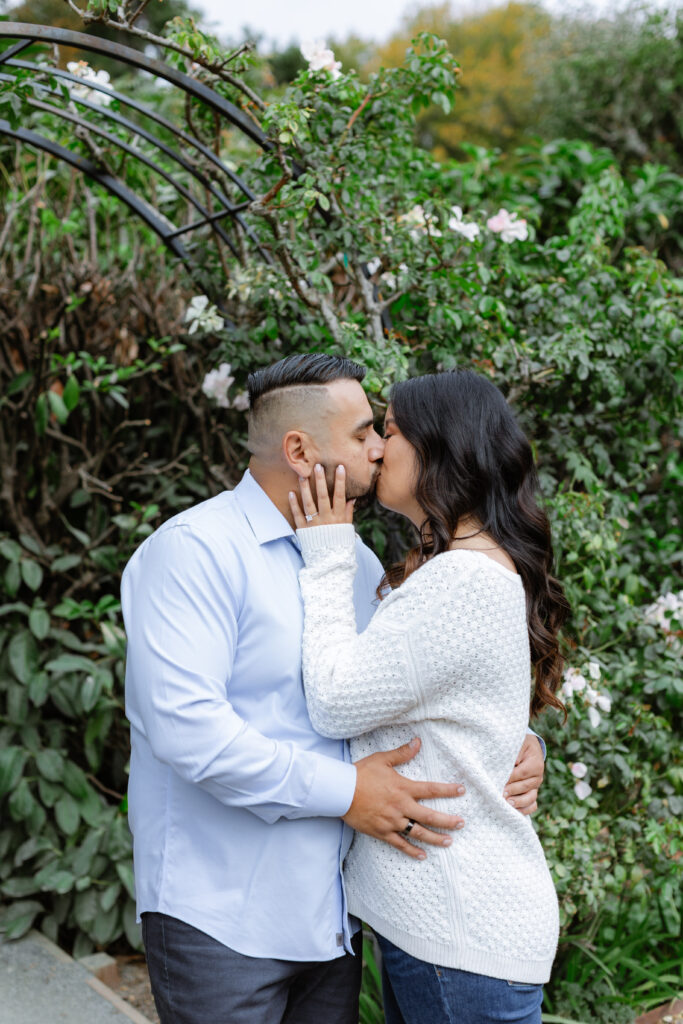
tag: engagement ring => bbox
[305,513,319,522]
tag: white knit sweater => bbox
[297,523,559,985]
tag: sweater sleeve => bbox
[297,523,472,739]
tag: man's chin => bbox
[347,473,379,508]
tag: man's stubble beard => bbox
[320,463,380,507]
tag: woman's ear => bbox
[282,430,315,477]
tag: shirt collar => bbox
[234,469,297,547]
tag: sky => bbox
[193,0,652,48]
[195,0,415,47]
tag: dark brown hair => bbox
[380,370,570,719]
[247,353,365,408]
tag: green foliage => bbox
[0,20,680,1021]
[531,3,683,176]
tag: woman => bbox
[288,369,570,1024]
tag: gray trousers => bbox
[142,912,363,1024]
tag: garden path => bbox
[0,930,153,1024]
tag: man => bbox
[122,353,544,1024]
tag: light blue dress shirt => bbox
[121,469,384,961]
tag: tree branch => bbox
[64,1,267,112]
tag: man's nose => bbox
[368,430,385,462]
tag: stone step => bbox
[0,930,153,1024]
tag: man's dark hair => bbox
[247,353,366,409]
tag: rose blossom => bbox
[301,40,342,79]
[486,208,528,243]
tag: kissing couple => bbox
[122,352,569,1024]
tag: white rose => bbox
[574,779,592,800]
[587,706,602,728]
[448,206,481,242]
[570,762,588,778]
[202,363,234,408]
[232,390,250,412]
[588,661,601,680]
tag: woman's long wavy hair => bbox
[379,370,570,719]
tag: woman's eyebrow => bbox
[384,418,395,428]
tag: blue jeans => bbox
[377,934,544,1024]
[142,912,362,1024]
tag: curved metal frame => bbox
[0,23,274,296]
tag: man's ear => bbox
[282,430,316,477]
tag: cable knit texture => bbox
[297,523,559,984]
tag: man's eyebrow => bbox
[353,417,375,433]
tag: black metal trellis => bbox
[0,23,275,300]
[0,23,393,334]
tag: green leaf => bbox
[89,546,119,572]
[36,749,64,782]
[47,389,69,425]
[0,746,28,799]
[51,554,82,573]
[62,761,90,800]
[115,861,136,900]
[9,777,37,821]
[90,904,120,945]
[80,675,101,713]
[21,559,44,591]
[20,534,43,556]
[55,793,80,835]
[38,777,62,807]
[73,888,99,930]
[1,875,39,898]
[29,607,50,640]
[72,829,101,877]
[122,898,142,951]
[28,671,50,707]
[35,862,75,895]
[0,600,30,615]
[100,621,126,658]
[79,787,104,827]
[8,629,38,683]
[100,881,121,913]
[46,653,97,675]
[0,900,43,940]
[14,836,53,868]
[0,538,22,562]
[63,375,80,412]
[6,370,33,397]
[3,560,21,597]
[72,932,94,959]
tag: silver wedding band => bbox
[305,513,319,522]
[402,819,417,837]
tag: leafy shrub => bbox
[0,15,680,1019]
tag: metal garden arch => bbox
[0,23,275,302]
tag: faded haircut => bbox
[246,353,366,458]
[247,353,366,409]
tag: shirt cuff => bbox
[303,754,357,818]
[527,727,546,761]
[296,523,356,554]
